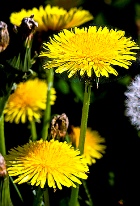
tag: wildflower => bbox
[4,78,56,123]
[125,75,140,130]
[69,127,106,165]
[5,139,89,189]
[10,5,93,32]
[40,26,139,78]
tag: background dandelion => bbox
[4,78,56,123]
[9,5,93,32]
[69,127,106,165]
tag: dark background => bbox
[1,0,140,206]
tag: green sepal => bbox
[0,176,13,206]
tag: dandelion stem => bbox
[43,188,50,206]
[0,114,6,156]
[78,83,91,154]
[30,120,37,141]
[69,82,91,206]
[69,186,80,206]
[0,115,13,206]
[0,97,7,119]
[82,179,93,206]
[33,187,43,206]
[41,68,54,140]
[0,71,15,118]
[0,177,13,206]
[10,177,23,203]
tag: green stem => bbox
[0,77,14,118]
[0,114,6,156]
[30,120,37,141]
[69,186,80,206]
[0,114,13,206]
[0,177,13,206]
[33,187,50,206]
[10,177,23,203]
[78,83,91,154]
[69,82,91,206]
[0,97,7,119]
[43,188,50,206]
[41,69,54,140]
[82,180,93,206]
[33,187,43,206]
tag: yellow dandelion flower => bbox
[10,5,93,32]
[4,78,56,124]
[5,139,89,189]
[40,26,139,78]
[70,127,106,165]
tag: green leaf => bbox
[70,79,84,102]
[56,79,70,94]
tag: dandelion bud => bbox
[6,15,38,72]
[20,15,38,33]
[18,15,38,47]
[0,21,9,53]
[51,113,69,139]
[0,153,7,178]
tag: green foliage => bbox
[118,75,132,86]
[70,79,84,102]
[108,171,115,186]
[135,3,140,20]
[112,0,131,8]
[56,79,70,94]
[94,12,107,26]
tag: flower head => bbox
[40,26,139,78]
[69,127,106,165]
[125,75,140,130]
[4,78,56,123]
[10,5,93,32]
[5,139,88,189]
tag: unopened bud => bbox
[20,15,38,32]
[0,21,9,53]
[0,153,7,177]
[16,15,38,47]
[51,113,69,139]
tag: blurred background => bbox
[1,0,140,206]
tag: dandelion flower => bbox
[5,139,89,189]
[40,26,139,78]
[4,78,56,123]
[125,75,140,130]
[70,127,106,165]
[10,5,93,32]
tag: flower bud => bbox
[51,113,69,139]
[0,153,7,178]
[0,21,9,53]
